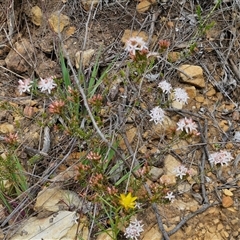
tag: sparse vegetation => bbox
[0,0,239,240]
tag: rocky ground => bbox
[0,0,240,239]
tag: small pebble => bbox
[222,195,234,208]
[223,189,233,196]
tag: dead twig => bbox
[197,119,209,204]
[228,57,240,81]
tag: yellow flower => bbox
[119,192,137,210]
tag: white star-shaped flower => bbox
[173,88,189,104]
[149,106,165,125]
[18,78,33,95]
[174,165,188,179]
[165,192,175,202]
[124,219,144,240]
[158,80,172,94]
[38,76,57,94]
[125,36,148,55]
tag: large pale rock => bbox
[34,187,86,213]
[163,154,181,175]
[31,6,42,26]
[5,38,34,73]
[10,211,89,240]
[48,12,70,33]
[178,64,205,88]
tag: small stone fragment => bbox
[138,145,147,154]
[75,49,95,69]
[31,6,42,26]
[195,96,205,103]
[208,225,216,233]
[231,219,239,225]
[144,116,175,140]
[178,182,191,193]
[185,86,196,99]
[171,100,183,109]
[223,189,233,196]
[225,142,233,149]
[159,175,176,186]
[65,26,76,37]
[23,106,35,118]
[219,120,229,132]
[222,195,234,208]
[149,167,164,181]
[0,123,14,133]
[233,231,239,237]
[178,64,205,88]
[221,230,229,238]
[206,87,216,97]
[136,1,151,13]
[232,111,239,121]
[48,12,70,33]
[81,0,99,11]
[119,127,137,150]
